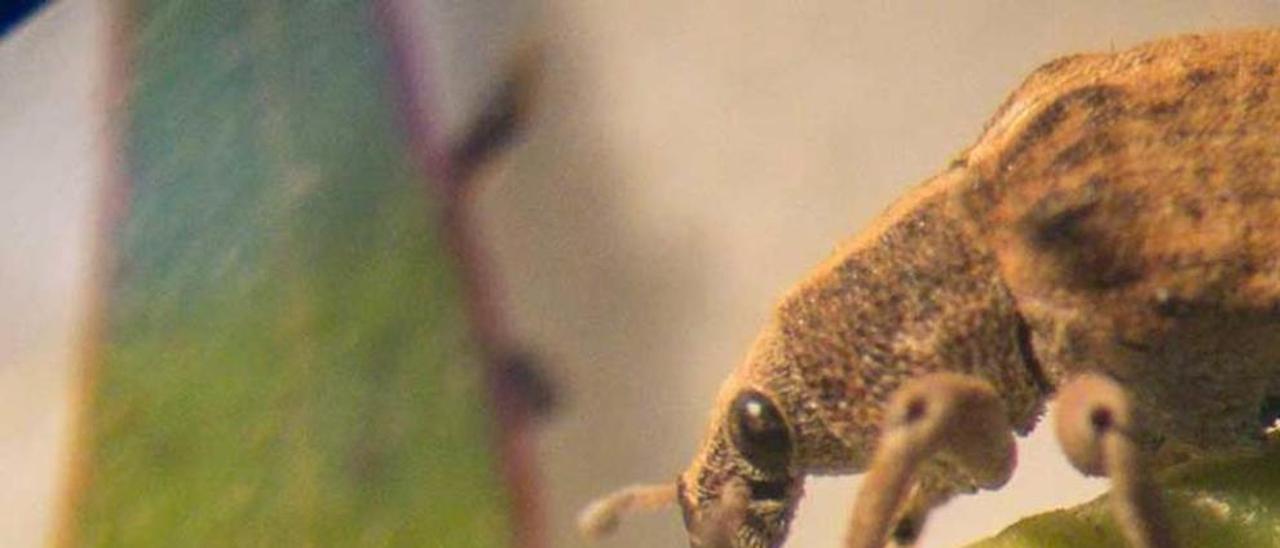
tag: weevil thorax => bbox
[677,172,1049,547]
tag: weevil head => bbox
[676,385,804,548]
[579,316,868,546]
[670,310,874,547]
[575,342,832,547]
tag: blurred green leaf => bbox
[67,1,509,546]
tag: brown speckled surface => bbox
[961,30,1280,454]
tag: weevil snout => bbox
[578,385,805,547]
[675,473,801,548]
[675,388,804,548]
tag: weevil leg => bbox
[886,470,987,547]
[845,373,1017,548]
[1053,373,1175,548]
[882,480,950,547]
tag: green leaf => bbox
[65,1,510,546]
[970,443,1280,547]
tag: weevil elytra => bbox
[579,29,1280,547]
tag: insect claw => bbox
[1054,373,1176,548]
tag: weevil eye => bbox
[729,390,793,474]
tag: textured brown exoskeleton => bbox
[579,30,1280,547]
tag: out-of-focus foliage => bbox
[972,442,1280,547]
[65,0,508,545]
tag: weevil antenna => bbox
[845,373,1016,548]
[577,482,677,540]
[1054,374,1175,548]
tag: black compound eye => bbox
[729,390,793,474]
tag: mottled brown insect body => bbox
[582,29,1280,548]
[963,30,1280,456]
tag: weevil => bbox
[579,29,1280,547]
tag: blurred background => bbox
[3,1,1280,547]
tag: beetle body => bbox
[964,29,1280,456]
[586,29,1280,548]
[677,170,1048,545]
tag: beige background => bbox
[479,2,1280,547]
[0,2,104,546]
[4,2,1280,547]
